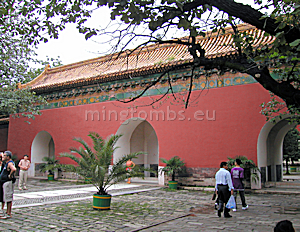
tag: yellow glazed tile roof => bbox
[22,24,274,91]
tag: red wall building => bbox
[6,24,275,180]
[7,81,270,178]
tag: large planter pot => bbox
[93,194,112,210]
[168,181,178,189]
[48,174,54,181]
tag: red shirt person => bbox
[126,159,135,184]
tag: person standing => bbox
[231,158,248,211]
[126,159,135,184]
[0,151,16,219]
[18,155,31,190]
[215,161,234,218]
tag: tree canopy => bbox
[0,27,45,119]
[1,0,300,119]
[283,127,300,174]
[0,7,62,119]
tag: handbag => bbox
[0,166,9,181]
[226,195,236,209]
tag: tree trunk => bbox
[172,173,175,181]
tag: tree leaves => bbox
[290,39,300,47]
[85,30,97,40]
[60,132,144,195]
[1,0,300,123]
[283,128,300,163]
[0,11,63,118]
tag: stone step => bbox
[269,181,300,187]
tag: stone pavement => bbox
[0,178,299,231]
[253,176,300,195]
[13,179,160,208]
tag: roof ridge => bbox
[20,23,265,91]
[22,64,51,89]
[34,23,256,75]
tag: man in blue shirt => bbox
[215,161,234,218]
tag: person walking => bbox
[231,158,248,211]
[18,155,31,190]
[215,161,234,218]
[126,159,135,184]
[0,151,16,219]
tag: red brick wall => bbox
[0,124,8,152]
[7,83,270,169]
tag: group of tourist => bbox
[214,159,249,218]
[0,151,30,219]
[0,152,296,231]
[215,159,295,232]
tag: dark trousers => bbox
[233,190,247,208]
[217,185,231,215]
[0,180,4,203]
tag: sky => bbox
[35,0,262,67]
[36,25,99,65]
[36,7,112,66]
[35,5,182,67]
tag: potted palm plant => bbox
[60,132,144,210]
[39,157,60,180]
[160,156,185,189]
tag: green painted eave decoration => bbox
[37,68,260,110]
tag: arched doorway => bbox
[114,118,159,181]
[257,116,296,184]
[29,131,55,177]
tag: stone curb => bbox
[252,189,300,195]
[178,186,215,191]
[179,186,300,195]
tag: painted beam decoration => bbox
[38,69,258,110]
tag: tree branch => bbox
[201,0,299,43]
[185,66,195,109]
[116,63,190,103]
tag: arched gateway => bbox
[29,131,55,177]
[114,118,159,181]
[257,116,296,184]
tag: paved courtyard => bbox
[0,179,299,231]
